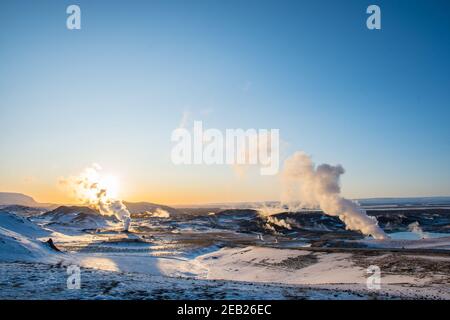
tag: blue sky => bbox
[1,0,449,204]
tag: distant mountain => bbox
[0,192,38,206]
[356,196,450,207]
[178,197,450,210]
[0,192,55,208]
[123,201,181,217]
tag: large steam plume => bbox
[62,165,131,231]
[281,152,388,240]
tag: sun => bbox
[99,174,119,199]
[63,164,131,230]
[69,165,121,205]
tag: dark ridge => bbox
[42,205,100,217]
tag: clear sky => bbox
[1,0,449,205]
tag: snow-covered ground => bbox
[0,262,386,300]
[1,209,449,300]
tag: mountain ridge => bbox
[0,192,54,208]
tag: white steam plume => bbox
[145,208,170,218]
[62,165,131,231]
[266,216,292,230]
[281,152,388,240]
[408,222,429,239]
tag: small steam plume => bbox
[408,222,429,239]
[253,202,296,232]
[281,152,388,240]
[266,216,292,230]
[63,165,131,231]
[145,208,170,218]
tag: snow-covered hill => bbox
[0,210,50,238]
[0,205,47,217]
[0,211,56,262]
[39,206,120,229]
